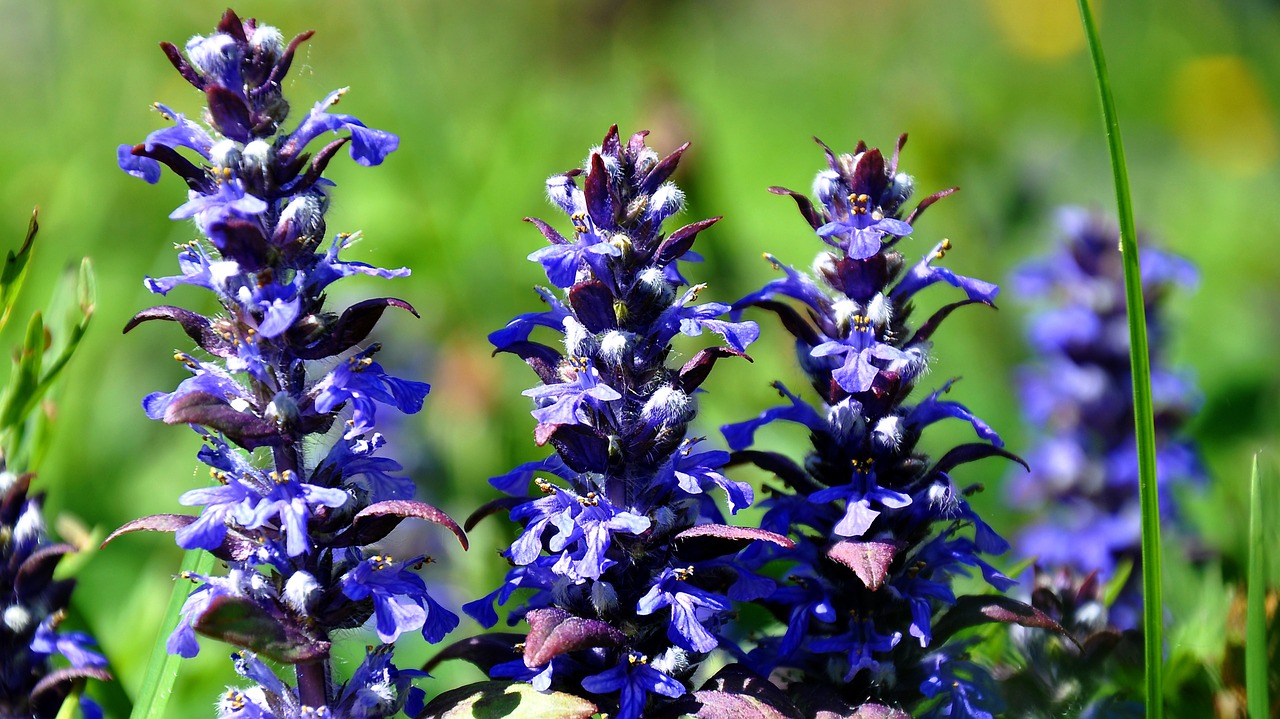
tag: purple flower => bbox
[522,356,622,432]
[117,11,457,715]
[580,654,685,719]
[636,568,732,653]
[724,136,1018,712]
[313,345,431,439]
[1006,208,1206,627]
[453,128,762,718]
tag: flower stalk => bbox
[111,10,463,717]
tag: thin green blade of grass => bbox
[1247,453,1269,719]
[130,548,216,719]
[1075,1,1164,715]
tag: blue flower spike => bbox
[724,136,1059,717]
[107,10,461,717]
[430,127,789,719]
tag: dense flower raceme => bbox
[722,137,1041,717]
[437,127,791,719]
[1006,208,1204,630]
[994,568,1144,718]
[108,11,464,717]
[1,467,110,719]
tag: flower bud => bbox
[282,571,320,613]
[185,33,242,88]
[646,183,684,225]
[250,26,284,63]
[813,169,841,207]
[641,386,693,429]
[210,139,242,171]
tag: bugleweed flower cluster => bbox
[448,126,790,719]
[112,11,464,717]
[95,10,1220,719]
[722,137,1027,717]
[2,465,108,719]
[1007,208,1203,629]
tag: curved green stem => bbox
[1075,0,1163,714]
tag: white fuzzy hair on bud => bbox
[866,293,892,327]
[926,481,961,517]
[14,505,44,545]
[812,251,838,279]
[641,386,692,427]
[812,169,841,206]
[832,298,860,332]
[599,331,631,366]
[185,33,240,82]
[872,415,902,451]
[636,148,659,174]
[585,147,621,179]
[250,26,284,60]
[646,182,685,223]
[545,174,583,216]
[3,604,33,633]
[826,399,865,440]
[242,139,272,176]
[209,139,241,170]
[890,172,915,203]
[590,580,620,615]
[650,647,690,676]
[282,571,320,613]
[562,317,597,359]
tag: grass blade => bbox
[1075,1,1164,714]
[1247,453,1269,719]
[129,548,216,719]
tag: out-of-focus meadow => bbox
[2,0,1277,715]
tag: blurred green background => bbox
[2,0,1278,715]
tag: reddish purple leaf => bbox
[14,543,74,599]
[523,607,625,668]
[523,216,570,246]
[932,595,1071,648]
[291,297,419,360]
[677,346,748,394]
[674,524,794,562]
[193,595,330,664]
[102,514,197,548]
[584,153,614,228]
[124,306,233,357]
[641,142,690,194]
[656,216,720,266]
[423,633,525,674]
[341,499,468,550]
[30,667,113,718]
[826,540,901,591]
[690,665,803,719]
[767,186,822,230]
[163,391,280,449]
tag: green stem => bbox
[129,548,216,719]
[1247,453,1269,719]
[1075,0,1163,714]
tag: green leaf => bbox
[1247,453,1269,719]
[0,207,38,332]
[128,549,216,719]
[0,311,47,432]
[31,260,95,410]
[1076,0,1164,714]
[418,681,598,719]
[1102,558,1134,609]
